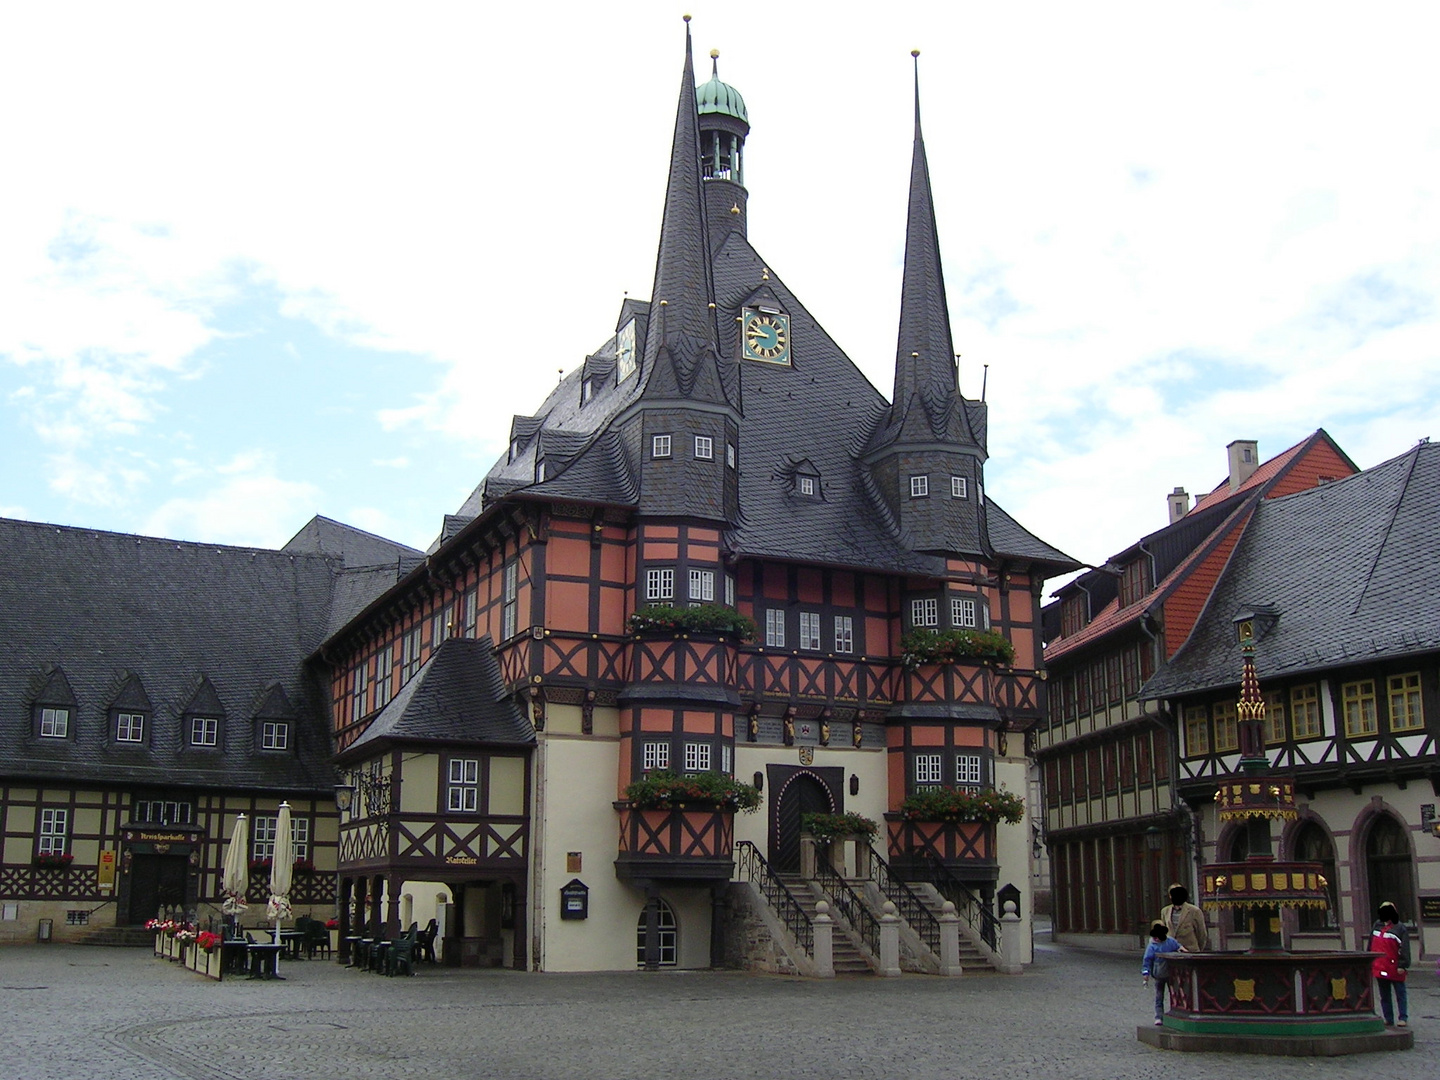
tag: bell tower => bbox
[697,50,750,252]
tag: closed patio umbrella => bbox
[267,802,293,972]
[220,814,249,921]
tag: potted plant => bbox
[33,852,74,868]
[292,857,315,874]
[621,770,761,812]
[899,787,1025,825]
[627,604,758,641]
[899,627,1016,667]
[801,811,879,842]
[249,857,273,872]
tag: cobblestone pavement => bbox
[0,940,1433,1080]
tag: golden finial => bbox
[683,13,691,23]
[707,302,716,309]
[761,267,770,281]
[710,48,719,59]
[911,49,920,58]
[659,299,668,306]
[730,203,740,215]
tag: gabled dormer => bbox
[107,670,153,746]
[30,664,78,741]
[180,674,226,751]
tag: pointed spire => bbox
[643,15,719,374]
[893,50,961,413]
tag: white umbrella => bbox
[266,802,294,972]
[220,813,249,921]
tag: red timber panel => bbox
[546,533,590,576]
[1161,514,1250,658]
[546,579,590,632]
[831,571,855,608]
[797,567,823,605]
[681,710,717,734]
[643,542,679,561]
[903,662,990,704]
[540,635,624,683]
[909,726,946,746]
[1009,626,1036,669]
[886,819,994,864]
[599,586,626,635]
[617,808,734,859]
[1268,439,1357,496]
[996,671,1042,716]
[643,524,680,539]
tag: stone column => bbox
[998,910,1024,974]
[813,900,835,978]
[879,901,902,977]
[938,900,964,976]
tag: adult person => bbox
[1161,883,1209,952]
[1369,901,1409,1027]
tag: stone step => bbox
[78,926,155,947]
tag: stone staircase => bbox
[776,873,873,975]
[909,887,997,973]
[78,925,155,947]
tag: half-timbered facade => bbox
[1036,432,1357,946]
[322,30,1076,971]
[1144,440,1440,960]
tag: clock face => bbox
[742,309,790,364]
[616,320,637,381]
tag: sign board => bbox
[97,849,116,892]
[560,878,589,920]
[1420,896,1440,923]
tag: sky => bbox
[3,2,1439,599]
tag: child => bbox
[1142,920,1183,1026]
[1369,901,1409,1027]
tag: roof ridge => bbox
[1349,442,1423,615]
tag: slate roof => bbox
[448,40,1073,582]
[1142,441,1440,698]
[342,637,534,755]
[284,514,422,569]
[0,516,402,792]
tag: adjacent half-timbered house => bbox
[322,28,1076,972]
[1036,432,1357,946]
[1144,440,1440,959]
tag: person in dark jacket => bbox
[1142,920,1183,1026]
[1369,901,1410,1027]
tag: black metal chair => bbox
[415,918,438,964]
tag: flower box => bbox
[33,852,74,868]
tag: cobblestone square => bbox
[0,940,1431,1080]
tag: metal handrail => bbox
[734,841,813,954]
[922,849,1001,951]
[812,850,880,960]
[864,842,941,957]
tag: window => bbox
[132,800,192,826]
[683,742,711,772]
[116,712,145,743]
[1262,691,1286,744]
[909,475,928,498]
[580,379,594,404]
[646,568,675,601]
[254,815,311,860]
[1213,702,1238,752]
[726,443,736,469]
[799,612,821,650]
[1183,705,1209,756]
[1342,679,1378,737]
[375,644,394,707]
[724,574,735,607]
[502,561,519,639]
[1291,684,1322,739]
[1388,672,1424,731]
[642,741,670,772]
[952,597,978,628]
[401,625,423,682]
[352,660,370,723]
[1060,594,1086,637]
[535,460,546,483]
[956,754,984,787]
[635,898,677,967]
[689,569,714,602]
[191,716,219,747]
[721,744,732,775]
[261,721,289,750]
[39,707,69,739]
[951,476,968,499]
[798,476,815,496]
[765,609,785,648]
[834,615,854,654]
[448,758,479,812]
[432,602,455,648]
[462,587,479,637]
[911,597,938,628]
[652,434,672,458]
[914,754,943,788]
[38,808,67,856]
[694,436,713,460]
[1119,558,1153,608]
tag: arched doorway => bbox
[1364,815,1417,924]
[771,770,835,873]
[635,898,677,967]
[1291,821,1337,932]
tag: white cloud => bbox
[143,453,319,547]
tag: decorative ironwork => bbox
[865,842,941,957]
[920,850,1001,951]
[734,840,812,954]
[812,848,880,960]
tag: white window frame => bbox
[799,611,821,650]
[684,742,711,773]
[39,808,68,855]
[374,644,394,707]
[448,758,480,812]
[765,609,786,648]
[432,603,454,648]
[834,615,854,654]
[721,744,732,774]
[956,754,984,787]
[911,597,938,628]
[652,434,672,459]
[914,753,943,788]
[952,597,978,628]
[39,707,69,738]
[261,721,289,750]
[642,741,670,772]
[254,815,310,860]
[689,569,714,602]
[726,443,736,469]
[694,436,713,460]
[910,475,929,498]
[191,716,219,747]
[116,712,145,743]
[724,574,735,607]
[502,561,519,640]
[951,476,968,499]
[647,567,675,601]
[352,660,370,723]
[401,625,423,682]
[798,475,815,496]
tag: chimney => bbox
[1227,439,1259,491]
[1167,486,1190,524]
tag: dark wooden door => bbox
[1366,816,1416,924]
[128,854,188,923]
[772,774,832,873]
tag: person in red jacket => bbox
[1369,901,1410,1027]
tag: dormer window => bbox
[1118,558,1153,607]
[261,721,290,750]
[38,707,70,739]
[116,712,146,743]
[190,716,219,747]
[910,475,929,498]
[798,476,815,496]
[580,379,594,404]
[951,476,968,499]
[509,438,522,463]
[535,460,547,483]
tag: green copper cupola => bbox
[697,50,750,248]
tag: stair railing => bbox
[864,842,941,957]
[811,849,880,959]
[734,841,813,954]
[922,849,1001,951]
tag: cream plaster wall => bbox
[993,754,1034,963]
[732,744,890,851]
[400,753,440,814]
[490,756,525,816]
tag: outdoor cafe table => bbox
[247,942,283,979]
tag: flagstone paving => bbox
[0,939,1432,1080]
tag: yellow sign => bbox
[445,854,477,865]
[1233,979,1256,1002]
[97,849,116,892]
[1331,978,1347,1001]
[135,832,189,842]
[1251,873,1267,891]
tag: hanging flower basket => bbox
[900,628,1016,667]
[899,787,1025,825]
[627,604,757,640]
[622,770,761,812]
